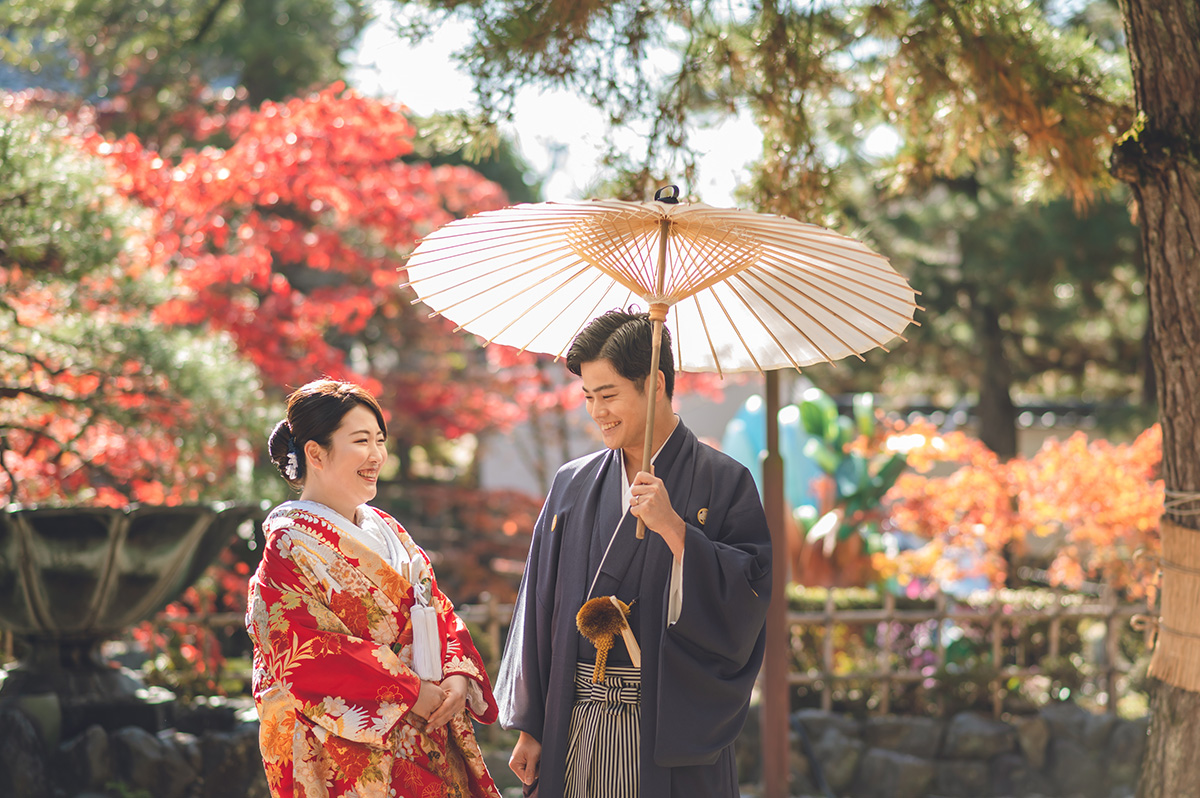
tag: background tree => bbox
[397,0,1125,204]
[805,164,1147,457]
[0,108,273,504]
[1109,0,1200,793]
[2,0,567,482]
[0,0,370,147]
[392,0,1139,455]
[409,112,544,204]
[86,83,538,478]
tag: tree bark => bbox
[974,302,1018,459]
[1113,0,1200,795]
[1141,309,1156,407]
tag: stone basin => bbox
[0,503,262,742]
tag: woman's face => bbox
[305,404,387,511]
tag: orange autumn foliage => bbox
[875,418,1163,599]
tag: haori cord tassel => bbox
[576,596,639,683]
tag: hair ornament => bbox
[284,424,300,480]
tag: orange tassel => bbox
[577,596,632,683]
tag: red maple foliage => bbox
[4,84,572,507]
[84,83,539,446]
[1,94,255,506]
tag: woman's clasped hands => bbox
[413,674,470,731]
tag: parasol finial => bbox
[654,185,680,204]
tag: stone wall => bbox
[738,703,1148,798]
[0,696,1148,798]
[0,699,269,798]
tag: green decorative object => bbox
[795,387,908,555]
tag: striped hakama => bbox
[564,662,641,798]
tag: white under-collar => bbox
[586,417,680,601]
[284,500,409,569]
[618,415,680,506]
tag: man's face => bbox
[579,359,648,453]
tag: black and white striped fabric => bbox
[564,662,641,798]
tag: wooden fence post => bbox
[1104,588,1120,714]
[822,591,836,712]
[935,593,947,717]
[991,612,1004,718]
[879,592,895,715]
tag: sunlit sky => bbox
[346,5,761,204]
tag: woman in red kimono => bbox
[246,379,501,798]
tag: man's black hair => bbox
[565,307,675,400]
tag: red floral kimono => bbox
[246,501,501,798]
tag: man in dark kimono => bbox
[497,309,772,798]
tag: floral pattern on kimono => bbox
[246,502,501,798]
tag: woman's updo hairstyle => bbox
[267,379,387,490]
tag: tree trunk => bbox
[974,302,1018,459]
[1113,0,1200,795]
[1141,308,1156,407]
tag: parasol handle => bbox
[636,305,668,540]
[636,215,672,541]
[635,318,663,539]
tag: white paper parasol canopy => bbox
[403,189,919,375]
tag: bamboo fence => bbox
[0,589,1149,719]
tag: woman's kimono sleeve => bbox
[249,525,420,749]
[425,550,500,724]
